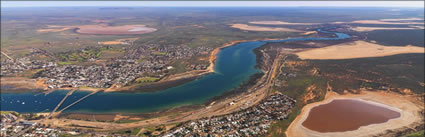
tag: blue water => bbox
[1,29,350,113]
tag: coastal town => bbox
[1,111,110,137]
[2,2,425,137]
[1,112,63,137]
[1,44,212,89]
[163,93,296,136]
[1,93,296,137]
[1,49,57,76]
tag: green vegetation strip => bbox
[405,130,425,137]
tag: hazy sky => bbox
[2,1,424,8]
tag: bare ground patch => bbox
[351,20,423,25]
[351,26,419,32]
[249,21,319,25]
[98,37,139,45]
[1,77,48,92]
[379,18,423,22]
[295,41,425,60]
[302,31,317,35]
[37,27,73,33]
[334,18,424,25]
[231,24,302,32]
[37,24,157,35]
[76,24,157,35]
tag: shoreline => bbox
[33,38,285,130]
[3,35,290,121]
[0,36,292,94]
[286,90,424,137]
[71,37,278,92]
[34,49,279,132]
[53,72,264,120]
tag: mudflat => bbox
[302,99,400,132]
[230,24,301,32]
[76,24,157,35]
[249,21,318,25]
[295,40,425,60]
[333,18,424,25]
[286,91,424,137]
[351,27,418,32]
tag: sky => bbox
[1,1,424,8]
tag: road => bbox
[38,50,286,131]
[57,90,101,114]
[48,89,76,118]
[1,51,14,60]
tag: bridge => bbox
[47,88,77,118]
[13,89,101,137]
[56,89,102,114]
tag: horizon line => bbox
[2,1,424,8]
[2,6,425,8]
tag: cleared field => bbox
[99,41,122,45]
[98,37,139,45]
[98,50,124,60]
[296,41,425,60]
[249,21,318,25]
[76,24,157,35]
[230,24,302,32]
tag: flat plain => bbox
[1,7,424,137]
